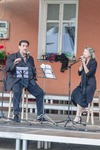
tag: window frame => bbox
[38,0,79,59]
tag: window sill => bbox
[37,59,48,62]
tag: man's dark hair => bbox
[19,40,30,46]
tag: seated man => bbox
[5,40,45,122]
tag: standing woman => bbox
[71,47,97,123]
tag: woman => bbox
[71,47,97,123]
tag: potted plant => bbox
[0,45,7,65]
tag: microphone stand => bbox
[0,67,6,119]
[64,59,80,127]
[56,59,86,127]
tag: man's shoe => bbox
[35,116,47,122]
[14,115,20,122]
[38,117,47,122]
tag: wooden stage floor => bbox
[0,114,100,150]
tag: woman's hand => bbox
[80,56,89,74]
[80,56,86,63]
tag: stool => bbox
[8,88,29,120]
[86,89,100,125]
[86,103,94,124]
[21,88,29,120]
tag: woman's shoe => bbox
[73,116,82,124]
[82,111,87,116]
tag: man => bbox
[5,40,45,122]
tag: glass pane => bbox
[63,4,76,21]
[46,23,59,53]
[62,23,75,56]
[47,4,59,20]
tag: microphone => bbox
[80,55,85,59]
[27,51,30,59]
[75,55,84,63]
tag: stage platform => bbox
[0,114,100,150]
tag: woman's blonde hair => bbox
[86,47,96,59]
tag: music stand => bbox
[15,67,29,122]
[41,64,56,79]
[35,64,57,125]
[16,66,29,79]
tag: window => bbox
[38,0,78,60]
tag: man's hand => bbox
[14,58,21,65]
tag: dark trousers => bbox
[12,81,45,116]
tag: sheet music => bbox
[16,67,29,78]
[40,64,56,79]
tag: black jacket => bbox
[5,51,36,91]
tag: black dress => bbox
[71,59,97,108]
